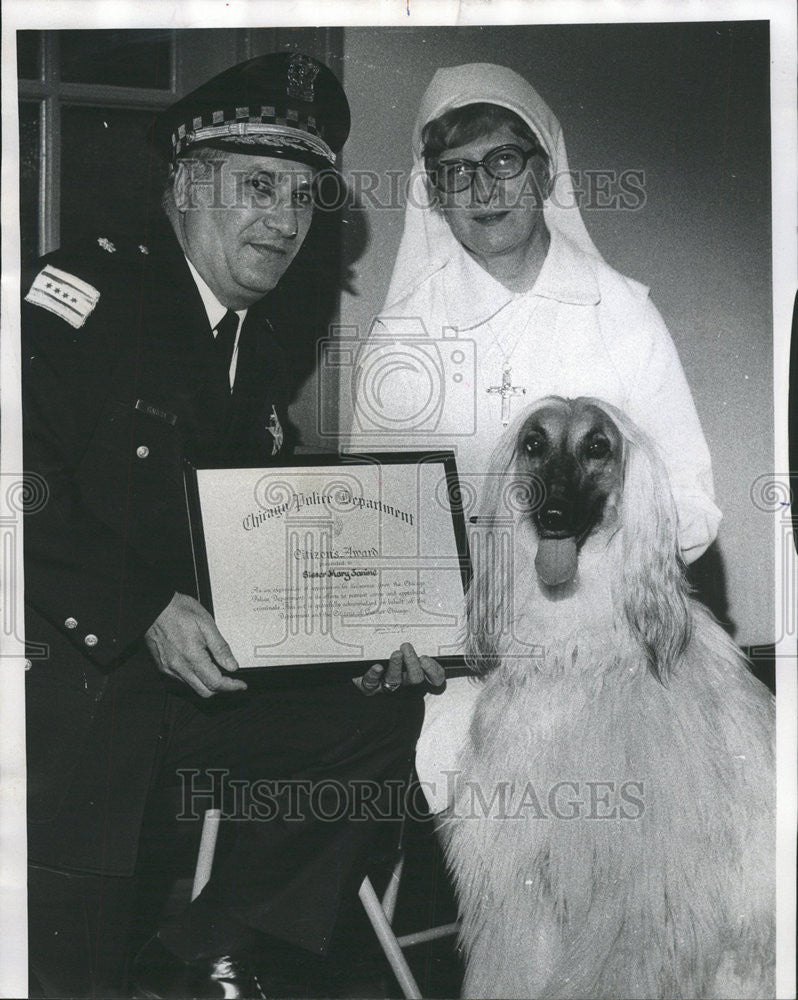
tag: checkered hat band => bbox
[172,115,323,139]
[173,121,335,164]
[172,107,323,149]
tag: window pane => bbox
[61,30,172,89]
[17,31,41,80]
[19,103,40,266]
[61,106,169,246]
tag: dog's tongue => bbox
[535,536,578,586]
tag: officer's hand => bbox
[354,642,446,697]
[145,593,247,698]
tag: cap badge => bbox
[286,54,320,103]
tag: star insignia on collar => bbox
[97,237,117,253]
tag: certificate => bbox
[185,453,471,672]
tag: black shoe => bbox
[132,934,267,999]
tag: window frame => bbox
[18,30,178,256]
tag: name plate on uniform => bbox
[185,453,470,673]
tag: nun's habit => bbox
[347,64,721,810]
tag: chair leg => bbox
[396,923,460,948]
[195,808,435,997]
[381,852,405,924]
[358,876,422,1000]
[191,808,221,901]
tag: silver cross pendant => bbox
[486,366,526,426]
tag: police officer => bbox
[22,52,443,998]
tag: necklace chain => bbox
[483,296,540,425]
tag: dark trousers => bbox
[28,675,424,997]
[28,865,137,1000]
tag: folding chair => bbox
[358,852,460,999]
[192,808,459,1000]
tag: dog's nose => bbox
[538,506,568,532]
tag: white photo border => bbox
[2,3,795,997]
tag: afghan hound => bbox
[442,397,774,1000]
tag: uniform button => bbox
[136,445,150,459]
[65,616,78,629]
[84,634,99,647]
[24,658,33,671]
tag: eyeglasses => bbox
[430,143,540,193]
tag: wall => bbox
[317,21,773,646]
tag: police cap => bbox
[154,52,350,169]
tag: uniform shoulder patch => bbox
[24,264,101,329]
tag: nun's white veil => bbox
[384,62,603,309]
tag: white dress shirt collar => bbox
[185,256,247,389]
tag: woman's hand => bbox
[354,642,446,696]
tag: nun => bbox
[348,62,721,809]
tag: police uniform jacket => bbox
[22,214,294,875]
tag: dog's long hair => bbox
[465,397,692,681]
[445,397,775,1000]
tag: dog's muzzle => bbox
[532,497,581,587]
[536,504,570,534]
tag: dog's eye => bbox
[523,434,545,457]
[586,436,611,459]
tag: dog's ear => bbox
[618,431,692,683]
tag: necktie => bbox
[214,309,239,380]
